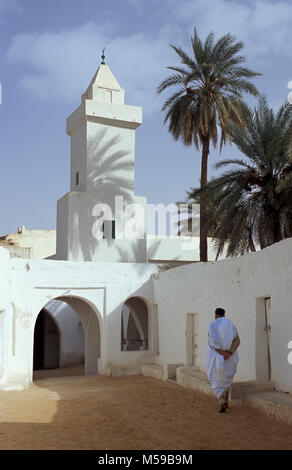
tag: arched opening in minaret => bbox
[121,297,148,351]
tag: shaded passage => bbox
[33,310,60,371]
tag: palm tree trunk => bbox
[273,218,282,244]
[200,136,210,262]
[248,227,256,252]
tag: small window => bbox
[75,171,79,186]
[107,90,113,103]
[102,220,116,239]
[111,220,116,239]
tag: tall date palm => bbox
[157,28,261,261]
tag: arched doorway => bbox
[33,295,101,379]
[33,309,60,371]
[121,297,148,351]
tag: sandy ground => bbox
[0,366,292,450]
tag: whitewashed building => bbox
[0,60,291,395]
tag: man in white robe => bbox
[206,308,240,413]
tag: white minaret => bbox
[56,53,147,262]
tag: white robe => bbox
[206,317,239,398]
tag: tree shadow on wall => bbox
[72,128,136,261]
[115,238,180,277]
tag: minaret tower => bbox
[56,53,147,262]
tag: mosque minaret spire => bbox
[56,55,146,262]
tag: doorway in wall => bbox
[33,309,60,371]
[186,313,198,367]
[255,297,272,382]
[33,296,101,380]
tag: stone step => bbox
[244,391,292,426]
[141,364,164,380]
[105,365,142,378]
[141,363,184,381]
[176,367,212,395]
[176,368,275,401]
[231,381,275,399]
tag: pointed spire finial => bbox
[101,47,106,65]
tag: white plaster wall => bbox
[58,102,145,261]
[3,239,292,393]
[56,194,69,260]
[152,238,292,392]
[5,257,158,384]
[57,191,148,262]
[58,193,229,263]
[147,236,226,262]
[86,100,142,130]
[70,124,87,192]
[86,121,136,197]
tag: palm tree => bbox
[157,28,261,261]
[188,97,292,258]
[183,180,224,239]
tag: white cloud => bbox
[6,0,292,114]
[7,23,104,102]
[6,22,181,116]
[169,0,292,61]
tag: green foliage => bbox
[189,97,292,258]
[157,28,261,150]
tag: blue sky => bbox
[0,0,291,234]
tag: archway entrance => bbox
[33,309,60,371]
[33,296,101,380]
